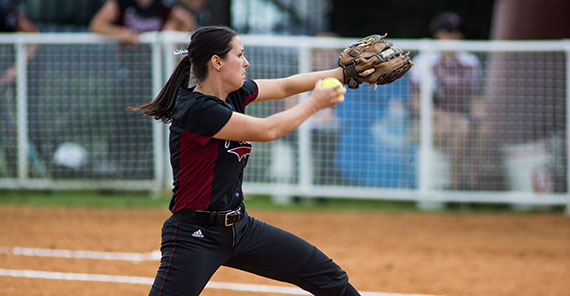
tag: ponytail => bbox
[128,56,191,123]
[129,26,238,123]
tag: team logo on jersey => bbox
[225,140,252,162]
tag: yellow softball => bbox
[320,77,344,98]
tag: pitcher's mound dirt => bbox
[1,205,569,295]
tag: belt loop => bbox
[207,212,216,225]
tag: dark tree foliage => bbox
[330,0,495,39]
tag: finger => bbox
[314,79,323,90]
[332,86,343,97]
[332,88,346,104]
[334,87,346,98]
[361,68,375,76]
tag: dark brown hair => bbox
[429,12,464,36]
[129,26,238,122]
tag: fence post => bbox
[161,38,177,195]
[416,41,440,210]
[566,44,570,216]
[297,45,313,196]
[151,35,164,196]
[16,39,28,184]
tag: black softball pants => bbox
[148,212,360,296]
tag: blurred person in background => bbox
[178,0,209,27]
[0,0,38,177]
[89,0,194,44]
[409,12,488,191]
[0,0,37,86]
[485,0,569,194]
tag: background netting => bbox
[0,35,567,203]
[22,44,154,180]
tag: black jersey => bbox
[168,80,259,213]
[115,0,175,32]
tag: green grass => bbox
[0,189,418,212]
[0,190,564,214]
[0,190,171,208]
[245,195,419,212]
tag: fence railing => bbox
[0,32,568,209]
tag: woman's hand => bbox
[309,80,346,111]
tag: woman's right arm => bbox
[213,80,345,142]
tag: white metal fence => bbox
[0,32,568,208]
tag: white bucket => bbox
[270,140,295,204]
[270,141,294,183]
[502,140,554,193]
[430,148,450,189]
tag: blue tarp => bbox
[335,77,417,188]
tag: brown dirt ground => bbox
[0,205,569,296]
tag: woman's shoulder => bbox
[176,88,227,111]
[227,80,259,106]
[171,88,232,129]
[229,80,258,96]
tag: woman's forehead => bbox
[231,36,244,50]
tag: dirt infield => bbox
[0,205,569,296]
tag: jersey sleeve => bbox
[226,80,259,113]
[175,97,232,140]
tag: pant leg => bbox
[149,216,234,296]
[225,216,360,296]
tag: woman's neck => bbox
[194,81,227,100]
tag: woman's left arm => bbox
[254,68,344,103]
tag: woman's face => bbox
[221,36,249,90]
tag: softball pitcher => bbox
[131,26,360,296]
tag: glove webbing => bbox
[376,47,400,62]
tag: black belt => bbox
[174,206,244,226]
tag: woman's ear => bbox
[211,55,222,71]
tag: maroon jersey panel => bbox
[169,81,259,213]
[170,131,218,212]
